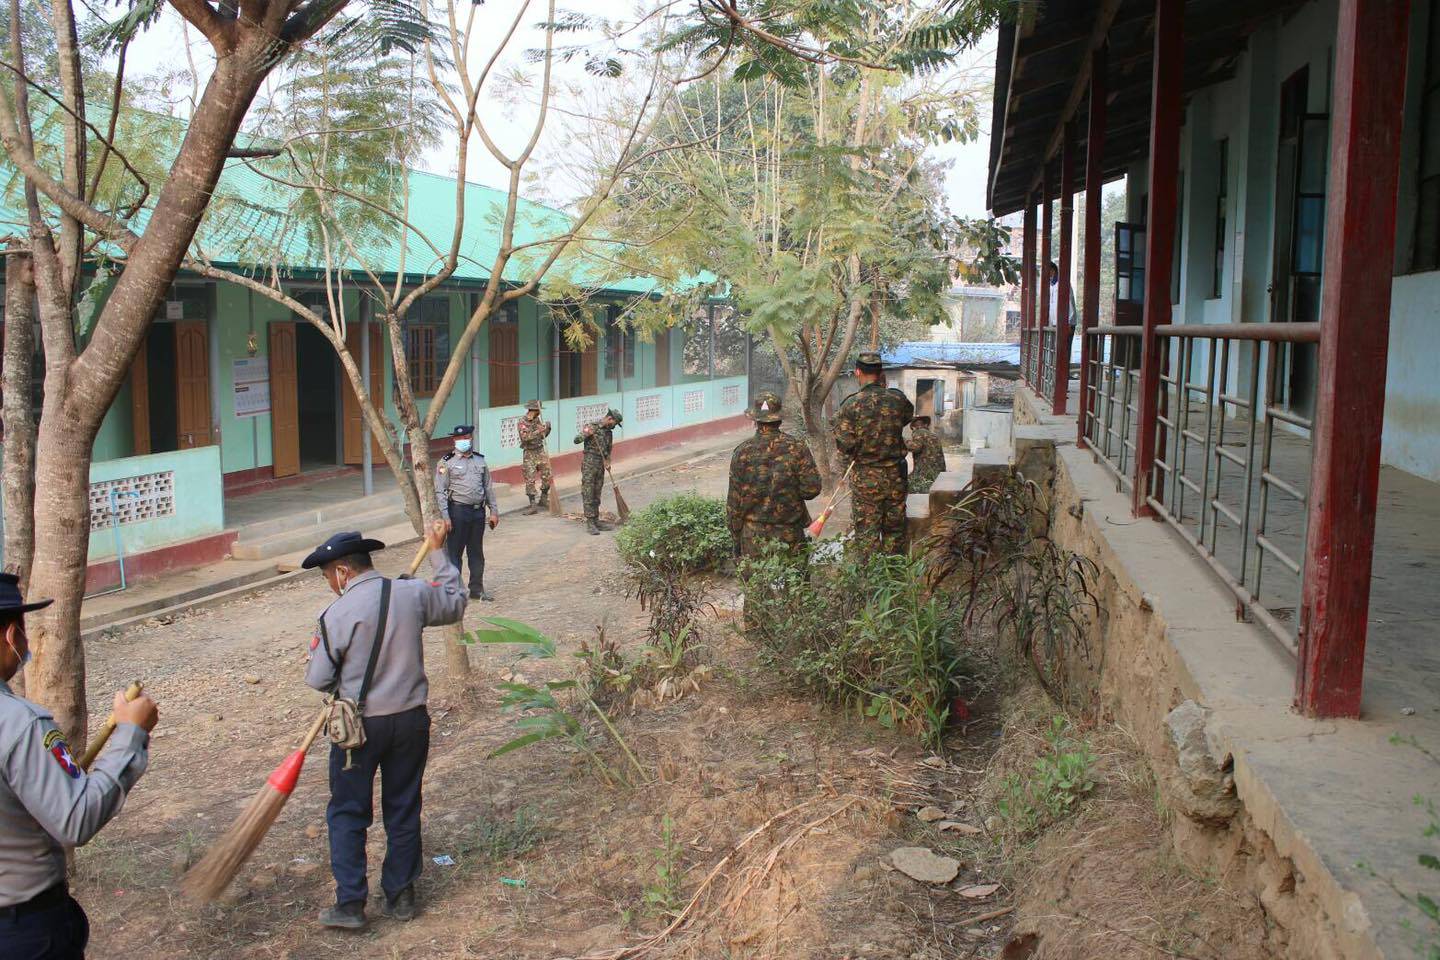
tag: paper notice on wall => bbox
[233,356,270,418]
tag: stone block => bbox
[1162,700,1238,825]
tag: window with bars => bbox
[404,295,451,397]
[1415,1,1440,271]
[1213,139,1229,298]
[602,305,634,383]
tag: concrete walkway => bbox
[80,426,752,638]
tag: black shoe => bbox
[382,886,417,922]
[319,901,367,930]
[470,588,494,601]
[524,497,539,515]
[586,519,601,536]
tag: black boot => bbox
[319,901,367,930]
[382,886,417,922]
[470,586,494,601]
[586,519,601,536]
[524,494,539,515]
[538,488,550,509]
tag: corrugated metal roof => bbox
[882,341,1021,367]
[1,106,696,298]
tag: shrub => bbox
[739,545,978,750]
[616,494,733,574]
[995,716,1097,837]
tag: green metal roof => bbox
[1,105,701,299]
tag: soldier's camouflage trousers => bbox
[737,521,809,636]
[737,520,807,560]
[850,462,908,557]
[908,466,940,495]
[522,449,553,498]
[580,458,606,520]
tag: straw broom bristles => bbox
[181,708,328,902]
[607,468,630,523]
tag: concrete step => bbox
[231,490,406,543]
[232,503,413,560]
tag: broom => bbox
[180,538,432,903]
[77,680,143,771]
[606,467,631,524]
[806,462,856,539]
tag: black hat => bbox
[302,531,387,570]
[450,424,474,437]
[0,573,52,614]
[856,351,884,371]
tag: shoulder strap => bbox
[356,578,392,712]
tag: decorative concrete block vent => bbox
[89,472,176,529]
[721,383,741,408]
[683,389,705,414]
[574,402,608,432]
[636,394,663,423]
[498,415,521,448]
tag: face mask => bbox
[455,439,472,454]
[6,630,29,670]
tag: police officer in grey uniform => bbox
[435,424,499,601]
[0,572,158,959]
[303,522,465,930]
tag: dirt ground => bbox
[72,447,1270,959]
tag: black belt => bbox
[0,883,68,919]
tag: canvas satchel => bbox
[321,577,392,758]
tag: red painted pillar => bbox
[1040,172,1053,331]
[1078,44,1107,447]
[1021,196,1037,385]
[1296,0,1410,720]
[1054,122,1076,414]
[1132,0,1183,516]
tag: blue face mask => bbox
[455,438,473,454]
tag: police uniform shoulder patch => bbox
[43,728,81,779]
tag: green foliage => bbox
[952,216,1021,287]
[467,618,649,787]
[739,546,978,749]
[616,494,733,574]
[452,807,543,865]
[1371,734,1440,957]
[641,814,685,919]
[995,717,1097,837]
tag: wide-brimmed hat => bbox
[0,573,52,614]
[748,391,783,424]
[302,531,387,570]
[525,400,541,412]
[450,424,474,437]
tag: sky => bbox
[120,2,998,219]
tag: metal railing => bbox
[1141,322,1319,654]
[1037,327,1058,405]
[1080,325,1144,491]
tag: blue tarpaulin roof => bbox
[882,341,1021,367]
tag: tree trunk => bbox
[3,251,37,584]
[24,424,94,747]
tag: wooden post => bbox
[1054,122,1076,413]
[1077,45,1106,447]
[1022,196,1037,385]
[1040,171,1053,331]
[1132,0,1183,516]
[1296,0,1410,719]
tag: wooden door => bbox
[580,343,598,397]
[270,321,300,478]
[130,344,151,455]
[654,328,671,387]
[175,321,212,449]
[342,323,384,464]
[489,315,520,407]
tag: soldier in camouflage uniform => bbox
[516,400,553,515]
[906,415,947,494]
[726,391,822,560]
[574,408,621,536]
[834,352,914,556]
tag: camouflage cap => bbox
[606,407,624,425]
[525,399,542,411]
[856,351,884,371]
[748,391,783,423]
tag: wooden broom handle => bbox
[78,681,143,772]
